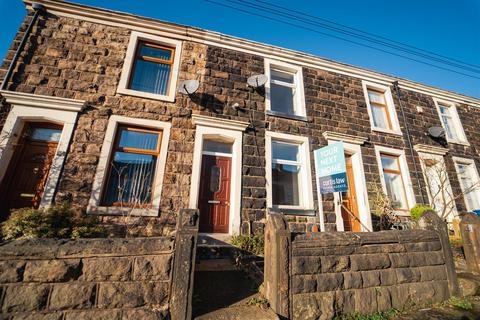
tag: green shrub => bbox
[410,204,434,221]
[230,232,264,256]
[446,296,473,310]
[1,204,107,240]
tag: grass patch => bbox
[445,296,473,310]
[246,296,269,309]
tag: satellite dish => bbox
[428,126,446,138]
[247,74,268,88]
[179,80,199,95]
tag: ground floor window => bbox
[102,126,162,208]
[453,157,480,212]
[266,131,314,211]
[88,116,171,216]
[271,141,301,206]
[379,153,408,210]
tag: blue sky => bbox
[1,0,479,98]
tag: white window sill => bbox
[116,87,175,103]
[446,139,470,147]
[266,110,308,122]
[269,206,316,216]
[87,206,159,217]
[371,127,403,136]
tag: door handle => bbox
[208,200,220,204]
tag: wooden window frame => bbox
[127,41,175,96]
[101,125,163,208]
[367,88,393,130]
[380,153,409,211]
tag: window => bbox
[88,116,171,216]
[265,59,306,119]
[362,81,401,134]
[129,42,174,95]
[367,89,391,129]
[434,99,468,145]
[272,141,301,206]
[118,32,182,102]
[374,146,415,214]
[380,154,408,210]
[453,158,480,212]
[265,132,314,210]
[203,140,232,155]
[102,126,162,207]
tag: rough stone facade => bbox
[264,212,459,319]
[0,237,174,319]
[1,4,479,235]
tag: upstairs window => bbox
[367,89,392,130]
[129,42,174,96]
[265,59,306,119]
[435,100,468,145]
[118,32,182,102]
[102,126,162,208]
[362,81,401,135]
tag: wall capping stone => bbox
[413,144,449,155]
[0,90,86,112]
[322,131,368,145]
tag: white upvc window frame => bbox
[433,98,469,146]
[264,58,306,118]
[87,115,171,216]
[362,81,402,136]
[374,145,416,215]
[452,156,480,212]
[117,31,182,102]
[265,131,314,210]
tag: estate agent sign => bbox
[314,142,348,194]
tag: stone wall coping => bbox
[22,0,480,107]
[0,237,174,260]
[292,229,439,247]
[0,90,86,112]
[322,131,368,145]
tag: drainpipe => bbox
[0,3,45,91]
[392,81,426,204]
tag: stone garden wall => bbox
[0,237,174,319]
[264,212,459,319]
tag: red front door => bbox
[0,122,62,220]
[198,155,231,233]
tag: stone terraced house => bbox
[0,0,479,237]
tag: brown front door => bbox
[341,155,361,231]
[0,122,63,220]
[198,154,231,233]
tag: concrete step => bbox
[193,305,279,320]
